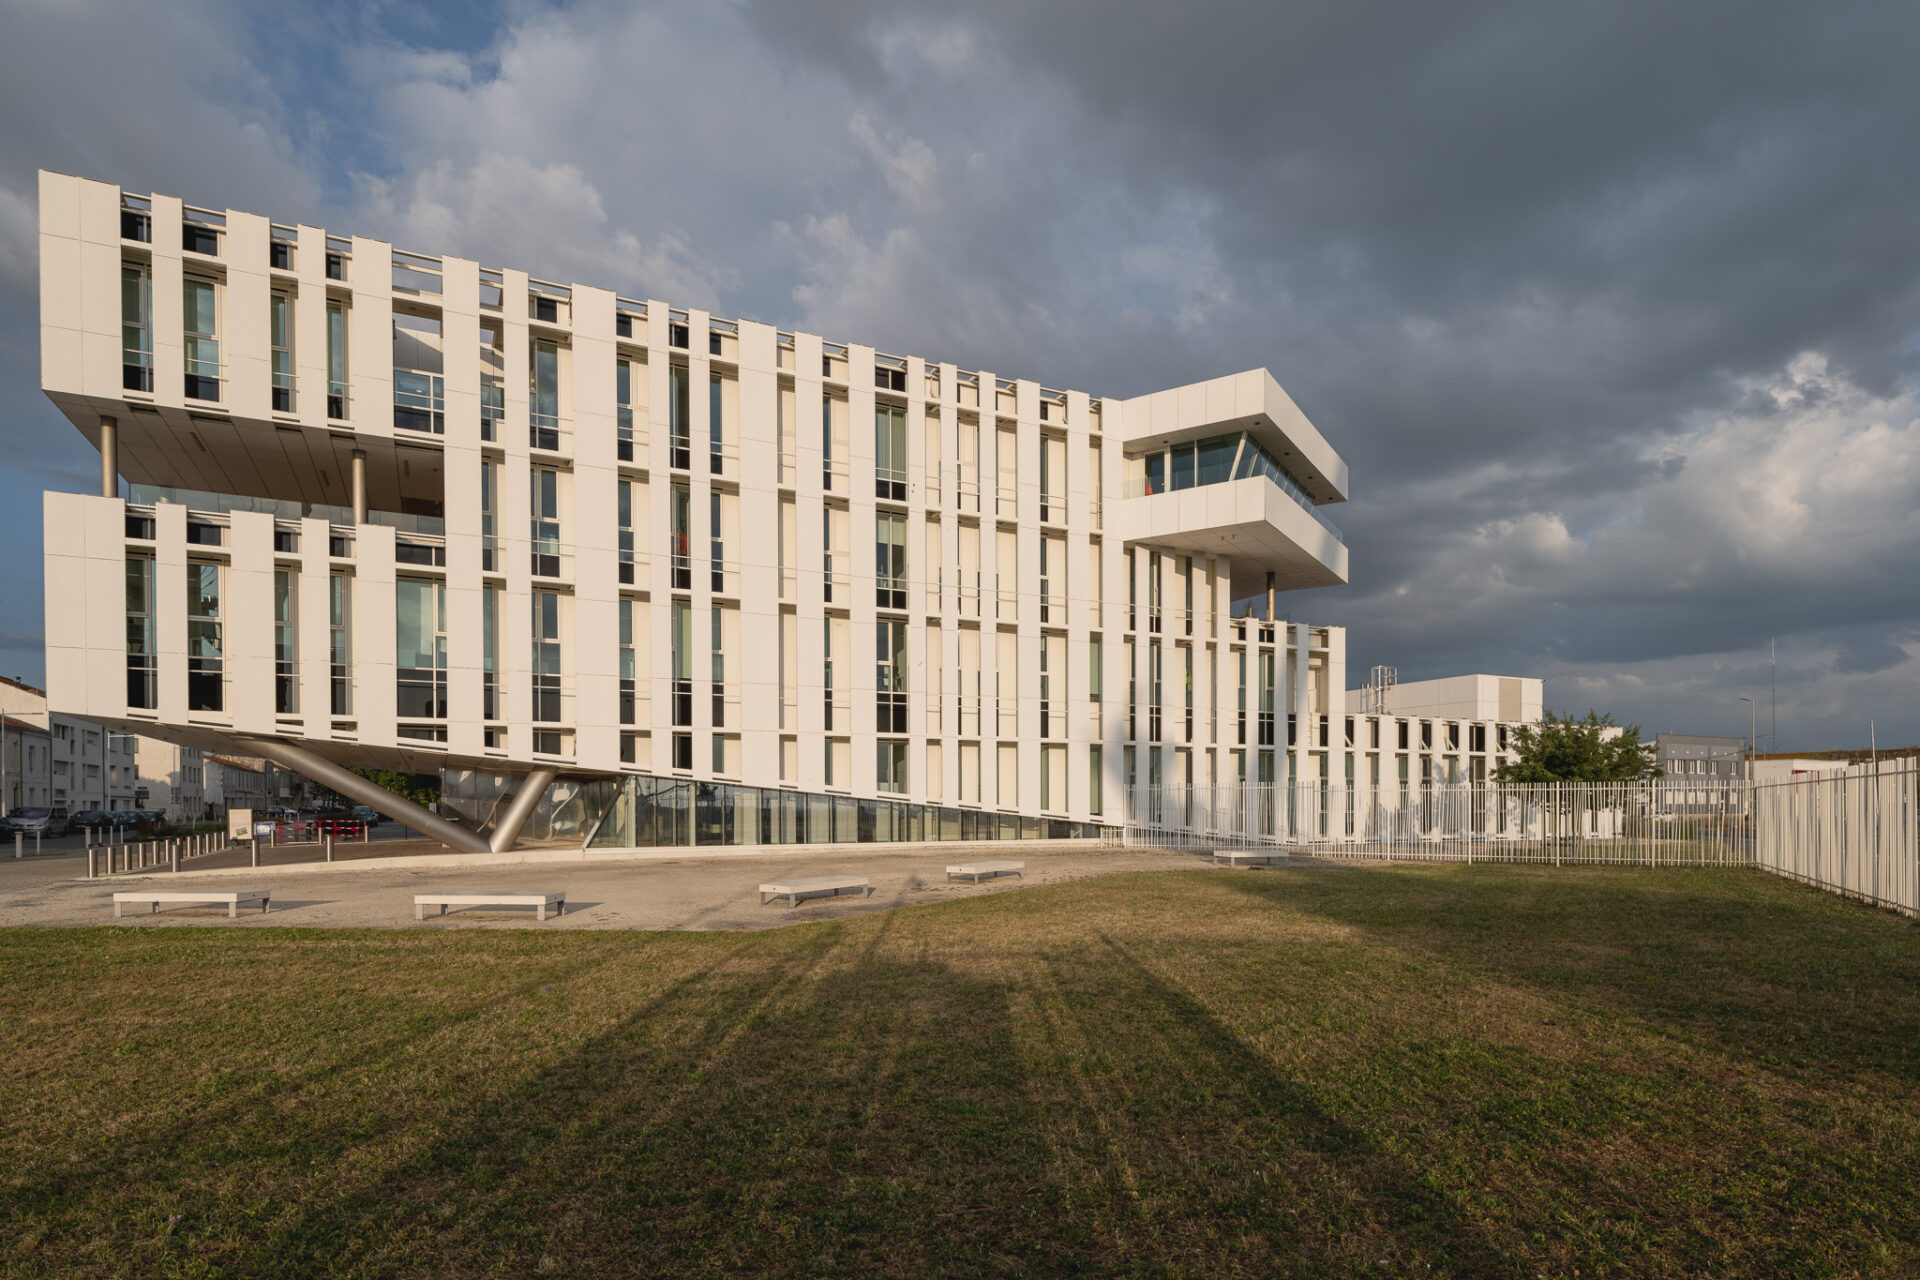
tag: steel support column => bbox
[230,735,491,854]
[488,768,558,853]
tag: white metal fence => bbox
[1121,780,1751,866]
[1754,759,1918,917]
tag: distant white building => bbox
[1347,674,1543,725]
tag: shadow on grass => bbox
[97,909,1514,1278]
[1216,864,1920,1086]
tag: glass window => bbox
[183,278,219,401]
[616,359,636,457]
[530,340,560,447]
[1144,452,1165,495]
[875,512,906,608]
[125,556,155,708]
[121,264,152,392]
[669,365,690,467]
[395,577,447,719]
[530,468,561,575]
[531,590,563,722]
[1196,434,1238,486]
[329,573,352,715]
[671,599,692,728]
[326,300,348,418]
[274,568,298,714]
[671,482,691,589]
[1169,442,1195,491]
[483,582,500,720]
[875,404,906,500]
[877,740,908,794]
[269,294,294,411]
[186,561,223,711]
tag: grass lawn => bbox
[3,866,1917,1278]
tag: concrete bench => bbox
[1213,850,1289,867]
[114,890,270,918]
[758,876,873,908]
[946,860,1025,884]
[415,892,565,922]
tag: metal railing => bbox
[1123,779,1754,863]
[1754,759,1918,917]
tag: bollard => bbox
[171,840,178,874]
[35,829,42,854]
[13,831,19,859]
[250,838,258,869]
[270,824,278,849]
[325,830,333,863]
[87,844,96,879]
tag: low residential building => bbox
[204,754,283,813]
[1,714,54,812]
[1654,733,1748,781]
[1,675,152,812]
[133,737,206,821]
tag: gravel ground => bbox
[0,845,1233,932]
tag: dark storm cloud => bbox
[0,0,1916,744]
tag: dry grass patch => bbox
[1,865,1917,1277]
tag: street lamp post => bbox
[1739,697,1756,781]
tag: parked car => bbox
[7,807,69,838]
[69,809,114,830]
[350,805,383,825]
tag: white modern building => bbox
[36,170,1540,851]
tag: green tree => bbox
[1495,710,1659,782]
[348,768,441,808]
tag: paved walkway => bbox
[0,845,1230,932]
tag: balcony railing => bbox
[123,349,153,393]
[821,551,849,605]
[1124,469,1344,543]
[184,351,223,403]
[481,380,503,441]
[529,413,567,452]
[617,408,648,461]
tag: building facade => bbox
[1,714,53,813]
[1653,733,1749,782]
[0,675,140,813]
[37,170,1537,849]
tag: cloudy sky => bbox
[2,0,1917,750]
